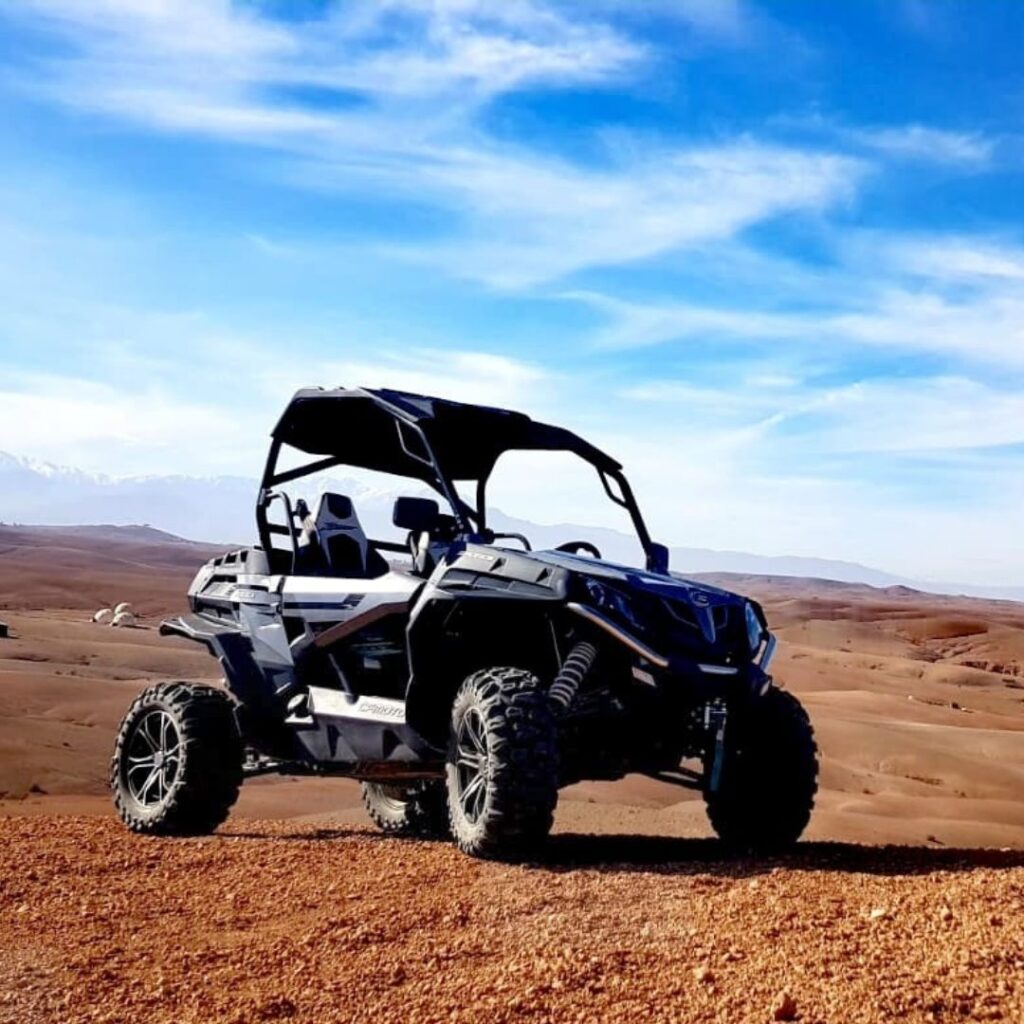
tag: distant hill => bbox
[10,523,208,546]
[1,452,1020,603]
[0,523,227,612]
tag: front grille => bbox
[660,597,748,662]
[662,598,699,631]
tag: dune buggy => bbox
[111,387,817,860]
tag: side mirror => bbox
[393,496,440,533]
[647,542,670,575]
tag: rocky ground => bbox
[2,817,1023,1024]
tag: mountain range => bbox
[1,451,1020,603]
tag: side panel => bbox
[184,556,432,764]
[289,689,440,764]
[279,571,438,763]
[403,545,571,745]
[279,571,420,626]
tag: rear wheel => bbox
[111,682,243,835]
[704,687,818,851]
[361,781,450,838]
[446,667,559,861]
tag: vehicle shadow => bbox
[222,826,386,843]
[220,825,1024,877]
[532,832,1024,878]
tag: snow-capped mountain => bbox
[0,452,257,544]
[0,451,440,546]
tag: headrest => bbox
[317,492,356,525]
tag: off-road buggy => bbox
[111,387,818,860]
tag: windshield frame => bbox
[473,450,659,569]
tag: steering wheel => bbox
[555,540,602,559]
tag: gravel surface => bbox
[1,818,1023,1024]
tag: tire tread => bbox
[704,687,818,851]
[361,781,450,838]
[111,682,243,836]
[447,667,559,861]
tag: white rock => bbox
[113,602,134,616]
[112,611,137,628]
[92,608,113,625]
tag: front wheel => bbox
[111,682,243,835]
[446,667,559,861]
[704,687,818,851]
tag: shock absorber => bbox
[548,641,598,712]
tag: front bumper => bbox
[566,601,776,695]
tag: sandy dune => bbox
[2,525,1024,849]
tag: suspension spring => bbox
[548,641,598,712]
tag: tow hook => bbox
[704,700,728,793]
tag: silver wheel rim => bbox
[125,709,181,808]
[455,707,488,824]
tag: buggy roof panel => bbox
[270,387,620,481]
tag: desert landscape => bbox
[4,1,1023,1019]
[3,524,1024,845]
[2,524,1024,1022]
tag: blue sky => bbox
[0,1,1022,584]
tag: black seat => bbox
[297,493,389,579]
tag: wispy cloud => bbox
[566,290,804,348]
[626,373,1024,455]
[884,235,1024,282]
[2,1,861,286]
[388,141,861,287]
[849,124,993,165]
[10,0,641,129]
[567,228,1024,370]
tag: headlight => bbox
[584,579,640,630]
[745,601,764,652]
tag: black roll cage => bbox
[256,389,666,574]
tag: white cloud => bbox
[850,124,993,164]
[566,290,804,348]
[827,286,1024,367]
[0,338,556,476]
[608,370,1024,582]
[885,236,1024,283]
[3,1,862,286]
[567,226,1024,369]
[408,142,861,286]
[802,376,1024,454]
[622,370,1024,456]
[0,373,255,475]
[13,0,642,111]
